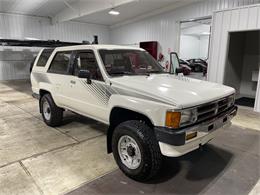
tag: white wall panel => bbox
[0,13,110,81]
[258,6,260,27]
[248,6,259,29]
[230,9,240,30]
[255,70,260,111]
[207,11,223,82]
[180,35,200,59]
[216,10,232,84]
[239,7,250,30]
[209,4,260,112]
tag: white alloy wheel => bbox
[118,135,142,169]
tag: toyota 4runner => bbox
[31,45,237,181]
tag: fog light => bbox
[186,131,197,141]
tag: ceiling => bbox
[0,0,198,26]
[0,0,74,18]
[75,0,185,26]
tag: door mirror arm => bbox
[78,70,92,84]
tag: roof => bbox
[54,44,144,51]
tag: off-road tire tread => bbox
[112,120,162,181]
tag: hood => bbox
[110,74,235,108]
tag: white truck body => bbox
[31,45,237,158]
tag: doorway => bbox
[224,30,260,108]
[179,17,212,80]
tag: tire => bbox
[40,93,63,127]
[112,120,162,181]
[194,65,202,72]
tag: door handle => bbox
[70,80,76,84]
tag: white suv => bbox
[31,45,237,181]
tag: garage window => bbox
[48,51,72,74]
[36,49,54,67]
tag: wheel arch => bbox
[107,106,154,153]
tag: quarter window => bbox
[36,49,54,67]
[48,51,72,74]
[74,51,103,81]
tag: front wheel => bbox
[112,120,162,181]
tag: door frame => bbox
[223,29,260,111]
[176,16,212,56]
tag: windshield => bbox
[99,49,165,76]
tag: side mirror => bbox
[169,52,181,74]
[78,70,91,84]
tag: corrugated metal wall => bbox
[111,0,260,62]
[0,14,110,80]
[208,4,260,83]
[208,4,260,112]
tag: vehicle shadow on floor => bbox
[62,112,108,133]
[148,144,233,185]
[66,142,234,195]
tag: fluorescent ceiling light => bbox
[109,9,120,15]
[25,37,39,40]
[202,32,210,35]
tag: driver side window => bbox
[74,51,103,81]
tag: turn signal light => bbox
[186,131,197,141]
[165,111,181,128]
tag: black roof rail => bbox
[0,39,84,47]
[0,36,98,48]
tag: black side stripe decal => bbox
[80,80,114,105]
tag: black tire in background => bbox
[40,93,63,127]
[112,120,162,182]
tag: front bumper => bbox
[154,105,237,157]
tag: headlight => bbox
[228,94,235,106]
[181,109,197,126]
[180,110,193,125]
[165,109,197,128]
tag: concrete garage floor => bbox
[0,80,259,195]
[0,80,117,195]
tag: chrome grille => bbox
[196,95,234,122]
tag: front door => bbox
[66,50,108,122]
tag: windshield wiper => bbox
[109,71,134,76]
[147,70,166,74]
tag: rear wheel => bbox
[112,120,162,181]
[40,94,63,127]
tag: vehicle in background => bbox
[179,59,192,75]
[187,58,208,75]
